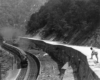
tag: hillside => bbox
[26,0,100,47]
[0,0,47,32]
[1,0,100,80]
[0,0,47,79]
[0,48,13,80]
[18,38,100,80]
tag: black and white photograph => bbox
[0,0,100,80]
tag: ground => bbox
[28,50,61,80]
[1,44,100,80]
[0,47,13,80]
[67,44,100,78]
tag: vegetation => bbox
[0,0,48,45]
[26,0,100,45]
[0,48,13,79]
[0,0,44,30]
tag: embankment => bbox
[19,38,100,80]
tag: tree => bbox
[26,0,100,44]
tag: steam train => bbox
[18,57,28,68]
[1,41,28,68]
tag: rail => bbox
[26,52,40,80]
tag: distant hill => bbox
[26,0,100,47]
[0,0,45,29]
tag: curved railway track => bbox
[25,52,40,80]
[1,42,40,80]
[1,42,21,64]
[16,52,40,80]
[1,42,28,80]
[16,68,28,80]
[1,42,27,60]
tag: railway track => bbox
[16,52,40,80]
[1,40,41,80]
[1,42,21,64]
[25,52,40,80]
[1,42,40,80]
[1,42,28,80]
[16,68,28,80]
[1,42,27,63]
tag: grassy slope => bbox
[0,48,13,79]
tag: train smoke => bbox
[0,27,25,42]
[18,38,31,51]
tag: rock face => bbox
[43,44,100,80]
[77,61,97,80]
[20,38,100,80]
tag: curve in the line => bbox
[1,42,28,80]
[2,43,20,61]
[26,52,40,80]
[1,42,26,60]
[16,68,28,80]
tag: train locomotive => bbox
[20,55,28,68]
[1,41,28,69]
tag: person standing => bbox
[90,47,99,63]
